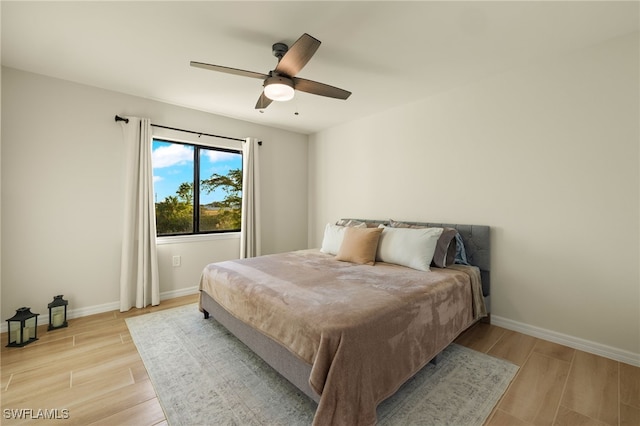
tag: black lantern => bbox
[48,295,68,330]
[6,307,39,347]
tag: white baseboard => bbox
[0,287,200,334]
[159,286,199,301]
[491,315,640,367]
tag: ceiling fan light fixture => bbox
[264,76,295,101]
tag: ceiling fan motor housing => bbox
[272,43,289,60]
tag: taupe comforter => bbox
[199,249,485,426]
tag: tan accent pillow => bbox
[336,227,383,265]
[320,222,367,255]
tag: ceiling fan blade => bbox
[255,92,273,110]
[275,33,321,77]
[190,61,268,80]
[293,77,351,100]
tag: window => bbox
[152,138,242,236]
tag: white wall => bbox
[309,33,639,362]
[1,67,308,323]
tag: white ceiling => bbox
[2,1,638,134]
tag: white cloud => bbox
[203,150,238,163]
[153,175,163,183]
[152,144,193,168]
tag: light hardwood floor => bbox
[1,294,638,425]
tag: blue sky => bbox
[152,140,242,204]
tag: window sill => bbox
[156,232,241,245]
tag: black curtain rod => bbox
[114,115,259,144]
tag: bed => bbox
[199,219,490,426]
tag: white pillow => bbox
[376,226,444,271]
[320,222,366,255]
[320,223,345,254]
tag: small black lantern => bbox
[6,307,39,347]
[48,295,68,330]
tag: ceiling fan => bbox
[190,33,351,110]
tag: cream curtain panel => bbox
[119,117,160,311]
[240,137,261,258]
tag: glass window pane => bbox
[199,148,243,232]
[152,140,194,235]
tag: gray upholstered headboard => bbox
[341,219,491,311]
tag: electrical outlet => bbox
[172,255,181,267]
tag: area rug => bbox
[126,304,518,426]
